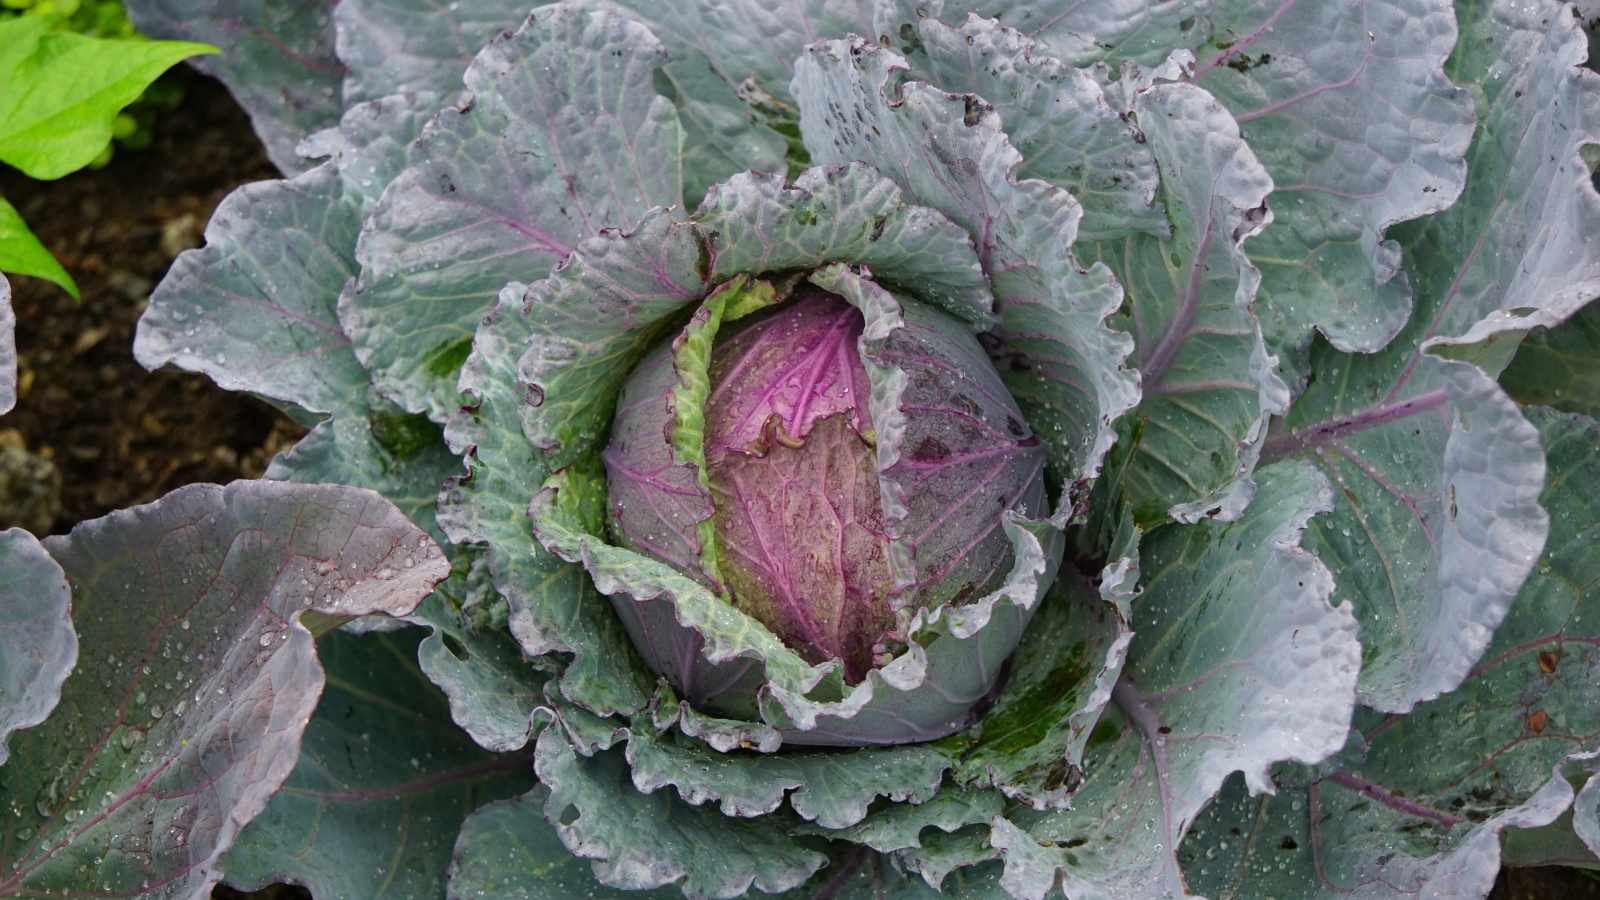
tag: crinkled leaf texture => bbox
[334,0,534,103]
[214,628,538,900]
[0,527,74,767]
[792,36,1139,495]
[0,480,447,899]
[1184,408,1600,900]
[344,2,685,423]
[1261,0,1598,713]
[0,273,14,414]
[122,0,343,173]
[1185,0,1477,368]
[990,460,1360,900]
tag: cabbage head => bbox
[2,0,1581,898]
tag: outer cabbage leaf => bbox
[1259,0,1587,713]
[950,488,1139,809]
[1,273,14,414]
[654,48,791,210]
[875,10,1167,242]
[989,460,1360,900]
[334,0,531,103]
[0,528,74,767]
[297,90,455,213]
[929,0,1215,68]
[442,292,661,720]
[1414,0,1600,361]
[793,38,1139,491]
[0,481,447,900]
[534,727,827,900]
[605,0,872,106]
[1187,0,1477,366]
[213,628,538,900]
[122,0,344,173]
[344,2,685,423]
[1183,409,1600,900]
[1500,300,1600,420]
[447,785,684,900]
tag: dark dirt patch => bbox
[1492,864,1600,899]
[0,66,305,534]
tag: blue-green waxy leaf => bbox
[1500,300,1600,420]
[534,727,827,899]
[439,278,659,719]
[1182,409,1600,900]
[929,0,1215,68]
[1079,79,1289,524]
[447,784,687,900]
[0,481,447,900]
[0,274,15,413]
[215,628,538,900]
[877,12,1167,243]
[988,461,1360,900]
[0,527,74,767]
[333,0,531,103]
[792,38,1140,489]
[1187,0,1477,368]
[344,2,685,423]
[1413,0,1600,362]
[123,0,342,174]
[297,90,456,214]
[655,49,791,210]
[1259,0,1587,715]
[0,199,77,300]
[0,17,216,180]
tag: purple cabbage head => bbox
[603,283,1049,691]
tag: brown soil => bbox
[0,66,305,535]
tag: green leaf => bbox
[1257,0,1596,713]
[0,18,215,180]
[0,196,76,299]
[1078,80,1289,524]
[1182,408,1600,900]
[533,727,827,899]
[930,0,1212,67]
[439,278,657,719]
[1414,0,1600,361]
[0,481,447,899]
[215,628,538,900]
[1501,299,1600,420]
[344,4,685,423]
[0,526,73,766]
[123,0,342,173]
[332,0,530,103]
[1189,0,1477,369]
[882,13,1167,243]
[989,461,1360,900]
[446,785,685,900]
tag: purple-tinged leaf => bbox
[0,528,74,767]
[333,0,530,104]
[930,0,1214,68]
[297,90,455,213]
[792,37,1140,496]
[122,0,343,174]
[990,460,1360,900]
[882,12,1167,242]
[0,480,447,900]
[214,628,537,899]
[1188,0,1477,368]
[1184,409,1600,900]
[345,3,685,423]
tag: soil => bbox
[0,65,304,536]
[0,62,1593,900]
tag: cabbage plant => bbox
[3,0,1600,898]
